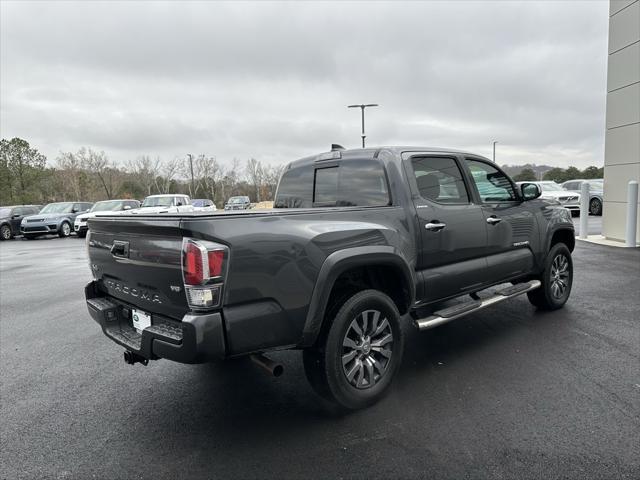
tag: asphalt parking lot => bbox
[1,233,639,479]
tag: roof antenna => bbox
[331,144,345,151]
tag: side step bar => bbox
[415,280,541,331]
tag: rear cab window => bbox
[275,157,390,208]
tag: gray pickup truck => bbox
[85,146,575,410]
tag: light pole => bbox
[348,103,379,148]
[492,141,498,162]
[187,153,195,195]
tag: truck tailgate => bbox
[88,216,189,320]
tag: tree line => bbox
[1,137,284,207]
[513,165,604,182]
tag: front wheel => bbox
[527,243,573,310]
[0,224,12,240]
[303,289,404,411]
[58,221,71,238]
[589,198,602,216]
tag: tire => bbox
[527,242,573,311]
[0,224,12,240]
[303,289,404,411]
[76,230,87,238]
[58,221,71,238]
[589,198,602,216]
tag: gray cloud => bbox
[1,0,609,168]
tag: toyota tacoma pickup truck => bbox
[85,146,575,410]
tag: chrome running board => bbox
[415,280,542,331]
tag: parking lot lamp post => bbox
[187,154,195,196]
[348,104,379,148]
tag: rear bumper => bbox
[85,281,226,363]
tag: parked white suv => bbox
[131,194,194,214]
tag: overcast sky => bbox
[1,0,609,169]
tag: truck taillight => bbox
[183,241,205,285]
[181,238,228,310]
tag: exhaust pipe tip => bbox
[250,353,284,377]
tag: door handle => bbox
[425,222,446,232]
[486,216,502,225]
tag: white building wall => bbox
[603,0,640,242]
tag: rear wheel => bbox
[589,198,602,216]
[527,243,573,310]
[58,221,71,238]
[303,289,404,411]
[0,224,11,240]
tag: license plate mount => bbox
[132,309,152,333]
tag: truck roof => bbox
[287,146,488,169]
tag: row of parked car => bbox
[0,194,258,241]
[515,179,604,216]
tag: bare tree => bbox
[56,150,85,201]
[127,155,160,196]
[83,148,120,199]
[262,163,284,201]
[245,158,264,202]
[195,155,222,203]
[156,157,182,193]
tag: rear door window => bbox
[411,157,469,204]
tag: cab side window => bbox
[465,159,517,202]
[411,156,469,204]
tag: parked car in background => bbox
[0,205,42,240]
[130,194,193,214]
[191,199,217,211]
[20,202,93,239]
[224,195,251,210]
[561,179,604,216]
[516,181,581,215]
[74,199,141,238]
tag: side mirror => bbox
[123,205,131,210]
[12,214,21,219]
[72,208,79,213]
[521,183,542,201]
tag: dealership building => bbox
[602,0,640,243]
